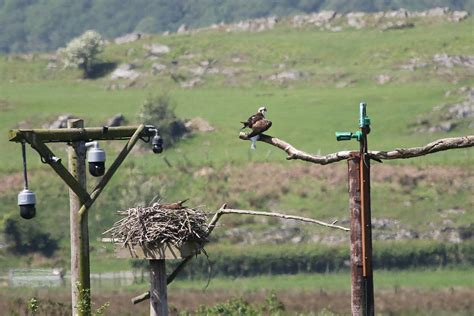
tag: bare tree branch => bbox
[239,133,474,164]
[210,207,349,231]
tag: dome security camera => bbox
[86,142,106,177]
[152,133,163,154]
[18,189,36,219]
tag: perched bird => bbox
[153,199,189,210]
[241,106,272,149]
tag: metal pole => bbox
[348,153,363,316]
[150,260,168,316]
[68,119,90,316]
[359,127,374,316]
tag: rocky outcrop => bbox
[185,117,215,133]
[114,32,142,45]
[145,43,170,55]
[110,64,140,80]
[412,87,474,133]
[43,114,75,129]
[170,7,469,36]
[106,113,126,127]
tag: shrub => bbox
[59,30,104,78]
[3,217,59,257]
[137,94,188,148]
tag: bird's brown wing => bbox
[247,119,272,138]
[160,199,189,210]
[241,112,264,129]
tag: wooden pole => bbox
[68,119,90,316]
[348,153,363,316]
[150,260,168,316]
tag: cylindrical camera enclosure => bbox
[87,147,106,163]
[18,189,36,219]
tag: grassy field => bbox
[1,268,473,315]
[167,268,474,291]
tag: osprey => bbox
[241,106,272,149]
[153,199,188,210]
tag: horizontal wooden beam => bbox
[9,125,157,143]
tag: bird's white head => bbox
[258,106,267,116]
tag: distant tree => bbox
[59,30,104,78]
[3,217,59,257]
[137,94,188,148]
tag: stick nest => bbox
[104,202,209,249]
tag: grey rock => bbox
[177,24,188,34]
[270,70,303,82]
[433,54,474,69]
[114,32,141,45]
[399,58,428,71]
[110,64,140,80]
[107,114,126,127]
[450,11,469,22]
[346,12,366,29]
[376,74,391,85]
[187,66,207,76]
[147,43,170,55]
[185,117,215,133]
[180,77,202,88]
[380,20,414,31]
[43,114,75,129]
[151,63,167,75]
[46,62,57,70]
[384,8,408,19]
[425,7,450,17]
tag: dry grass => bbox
[2,287,473,315]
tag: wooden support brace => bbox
[22,134,91,204]
[79,124,145,216]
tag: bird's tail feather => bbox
[250,135,259,150]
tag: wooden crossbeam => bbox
[9,125,156,143]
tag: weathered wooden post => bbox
[347,153,363,315]
[150,260,168,316]
[9,123,163,316]
[337,102,374,315]
[67,119,90,315]
[114,241,201,315]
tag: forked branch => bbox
[239,133,474,164]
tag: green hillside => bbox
[1,0,473,53]
[0,14,473,271]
